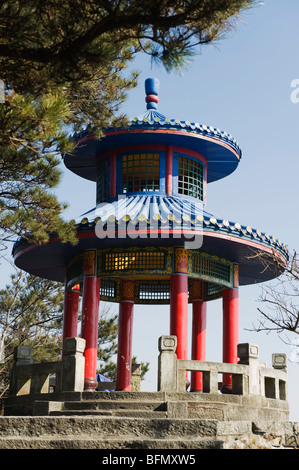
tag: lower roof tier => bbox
[12,195,288,287]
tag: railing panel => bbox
[158,337,288,400]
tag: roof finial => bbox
[145,78,159,110]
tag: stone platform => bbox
[3,339,294,449]
[0,413,298,449]
[4,390,289,423]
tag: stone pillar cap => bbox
[63,337,86,355]
[158,335,177,352]
[272,353,287,369]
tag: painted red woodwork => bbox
[191,300,207,391]
[81,276,100,391]
[116,280,134,391]
[75,135,96,146]
[170,273,188,360]
[146,94,159,103]
[62,285,80,355]
[222,287,239,390]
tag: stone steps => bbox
[0,416,223,449]
[0,415,296,449]
[62,399,167,411]
[0,415,219,438]
[50,409,168,418]
[0,436,224,450]
[33,396,168,418]
[3,391,296,449]
[53,398,167,418]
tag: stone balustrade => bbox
[158,335,288,401]
[8,335,287,405]
[9,337,86,396]
[8,337,141,397]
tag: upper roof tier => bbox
[64,78,242,184]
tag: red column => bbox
[170,248,189,362]
[166,145,173,195]
[62,284,80,355]
[170,274,188,360]
[116,279,134,391]
[222,285,239,392]
[81,251,100,392]
[190,280,207,391]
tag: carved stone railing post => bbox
[272,353,287,400]
[237,343,259,395]
[9,345,34,396]
[158,336,177,391]
[62,337,86,392]
[131,363,141,392]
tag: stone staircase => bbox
[29,391,168,418]
[45,391,168,418]
[0,414,298,449]
[49,399,168,418]
[0,415,224,449]
[2,391,298,449]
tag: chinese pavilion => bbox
[12,78,288,393]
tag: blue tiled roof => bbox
[12,193,288,286]
[68,90,242,184]
[76,194,287,256]
[126,109,242,159]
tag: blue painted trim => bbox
[96,156,110,204]
[106,158,110,201]
[159,151,166,193]
[116,154,122,195]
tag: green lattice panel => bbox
[178,156,203,200]
[190,253,232,287]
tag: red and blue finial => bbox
[145,78,159,110]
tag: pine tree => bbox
[0,0,257,246]
[97,305,149,382]
[0,0,258,89]
[0,271,64,397]
[0,271,149,397]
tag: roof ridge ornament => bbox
[145,78,160,110]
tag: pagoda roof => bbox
[64,79,241,183]
[12,194,288,286]
[12,79,288,288]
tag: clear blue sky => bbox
[3,1,299,420]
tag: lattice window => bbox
[104,251,165,271]
[192,255,231,283]
[100,280,116,298]
[97,158,108,203]
[206,282,223,297]
[178,156,203,200]
[121,153,160,193]
[138,283,170,301]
